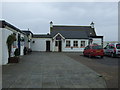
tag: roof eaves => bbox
[0,20,26,35]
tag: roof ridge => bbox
[53,25,91,27]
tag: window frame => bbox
[81,41,86,48]
[73,41,78,47]
[66,40,71,47]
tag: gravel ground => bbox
[65,52,119,88]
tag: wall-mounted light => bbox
[20,37,25,42]
[32,40,35,43]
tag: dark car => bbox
[83,44,104,58]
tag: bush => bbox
[6,33,16,58]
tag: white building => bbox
[31,21,103,52]
[0,20,103,65]
[22,30,33,49]
[0,20,29,65]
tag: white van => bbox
[104,43,120,57]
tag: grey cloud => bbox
[2,2,118,41]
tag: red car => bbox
[83,44,104,58]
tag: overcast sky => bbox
[2,2,118,41]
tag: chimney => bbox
[90,22,94,28]
[50,21,53,28]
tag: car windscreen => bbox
[92,45,103,49]
[116,44,120,49]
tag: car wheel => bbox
[89,54,91,58]
[101,56,104,58]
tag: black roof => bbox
[33,34,51,38]
[51,30,88,39]
[22,30,33,36]
[0,20,26,35]
[91,36,103,38]
[50,25,96,39]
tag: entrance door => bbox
[46,41,50,52]
[58,41,62,52]
[18,34,21,54]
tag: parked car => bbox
[104,43,120,57]
[83,44,104,58]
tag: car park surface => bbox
[66,52,118,88]
[2,52,106,88]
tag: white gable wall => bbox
[2,28,13,65]
[92,38,102,45]
[20,34,25,56]
[31,38,52,51]
[31,38,89,52]
[1,26,26,65]
[0,28,2,65]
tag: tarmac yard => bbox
[66,52,118,88]
[2,52,107,88]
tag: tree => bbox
[6,33,16,58]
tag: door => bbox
[58,41,62,52]
[46,41,50,52]
[18,34,21,54]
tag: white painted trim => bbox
[53,33,65,39]
[32,37,51,39]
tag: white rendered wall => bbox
[92,38,102,45]
[2,28,13,65]
[62,39,88,52]
[0,28,2,65]
[1,27,26,64]
[20,34,25,56]
[31,38,52,51]
[52,39,64,52]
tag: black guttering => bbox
[91,36,103,38]
[22,30,34,37]
[33,34,51,38]
[0,20,26,35]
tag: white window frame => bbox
[81,41,86,47]
[73,41,78,47]
[66,40,71,47]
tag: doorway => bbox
[46,41,50,52]
[18,34,21,54]
[58,41,62,52]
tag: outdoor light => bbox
[28,39,31,42]
[32,41,35,43]
[20,37,25,42]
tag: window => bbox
[109,45,114,49]
[66,41,70,47]
[105,45,109,49]
[116,44,120,49]
[55,41,58,46]
[73,41,78,47]
[92,45,103,49]
[81,41,85,47]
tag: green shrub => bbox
[14,48,20,56]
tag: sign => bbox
[56,35,61,40]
